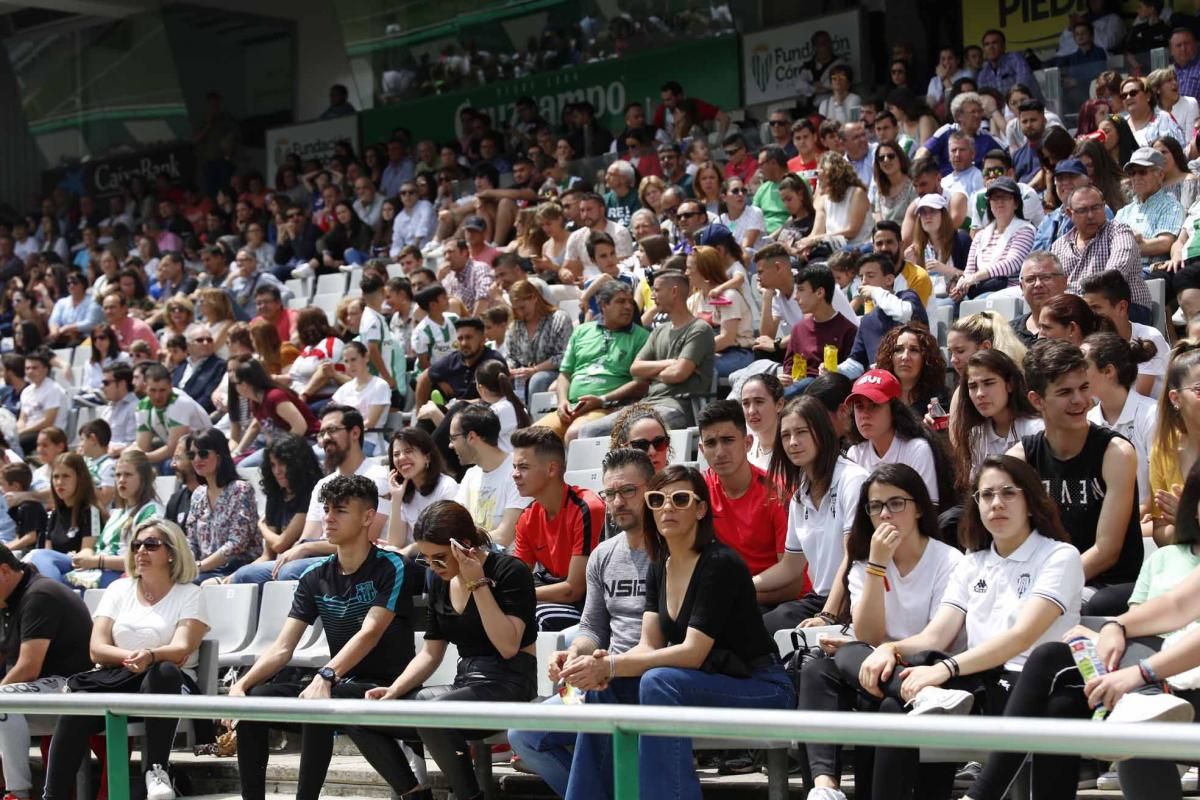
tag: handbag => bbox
[66,665,143,693]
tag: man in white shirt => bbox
[451,404,532,548]
[134,364,212,473]
[16,349,66,456]
[389,182,436,256]
[941,131,984,197]
[232,405,390,586]
[1081,269,1169,398]
[564,193,634,280]
[352,177,385,229]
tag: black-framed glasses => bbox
[864,497,915,516]
[414,555,449,569]
[768,119,789,127]
[448,431,468,441]
[677,210,705,219]
[318,425,347,439]
[973,485,1023,505]
[598,484,641,503]
[130,538,165,552]
[628,435,670,453]
[726,187,747,195]
[187,448,211,460]
[645,490,700,510]
[878,153,898,162]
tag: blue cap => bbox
[1054,158,1088,177]
[695,223,735,248]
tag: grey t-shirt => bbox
[640,317,715,414]
[576,533,651,655]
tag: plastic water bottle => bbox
[1068,636,1109,720]
[929,397,949,431]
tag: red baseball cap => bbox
[846,369,902,405]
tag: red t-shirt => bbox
[652,97,721,130]
[723,156,758,185]
[513,484,605,582]
[786,155,820,192]
[253,387,319,437]
[254,308,297,346]
[703,466,787,576]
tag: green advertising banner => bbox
[361,36,740,145]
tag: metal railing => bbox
[16,693,1200,800]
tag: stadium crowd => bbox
[14,9,1200,800]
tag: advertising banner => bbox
[741,10,863,106]
[42,143,197,200]
[962,0,1141,52]
[361,36,741,145]
[265,115,360,181]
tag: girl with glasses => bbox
[65,450,161,590]
[761,396,868,634]
[26,453,107,584]
[43,519,207,800]
[1149,342,1200,545]
[386,428,458,552]
[796,463,961,800]
[859,456,1083,800]
[347,499,537,800]
[870,142,916,225]
[718,177,765,252]
[565,465,795,800]
[609,404,673,473]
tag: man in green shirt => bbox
[753,147,791,235]
[538,281,649,441]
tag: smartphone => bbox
[450,538,468,552]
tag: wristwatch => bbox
[316,666,338,685]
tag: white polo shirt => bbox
[849,435,940,505]
[940,530,1084,671]
[849,538,963,642]
[1130,321,1169,399]
[968,416,1044,470]
[1087,390,1157,506]
[784,457,868,595]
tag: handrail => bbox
[20,693,1200,800]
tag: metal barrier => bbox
[17,693,1200,800]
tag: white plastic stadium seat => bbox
[290,619,331,668]
[154,475,176,502]
[529,391,557,417]
[312,294,341,325]
[220,581,300,667]
[316,272,349,296]
[669,428,697,462]
[84,588,106,615]
[959,295,1023,323]
[558,299,581,327]
[285,278,309,301]
[566,437,608,471]
[422,634,461,687]
[201,583,259,655]
[564,469,603,493]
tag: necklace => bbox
[140,581,159,605]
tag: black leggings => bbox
[236,679,382,800]
[797,643,953,800]
[43,662,186,800]
[346,653,537,800]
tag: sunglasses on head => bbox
[628,435,670,452]
[645,490,700,510]
[187,448,211,460]
[130,537,165,552]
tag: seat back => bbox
[419,633,461,687]
[529,391,557,417]
[535,632,562,698]
[564,468,603,493]
[566,437,608,471]
[201,583,259,655]
[84,588,106,615]
[316,272,349,296]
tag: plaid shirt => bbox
[1051,219,1152,308]
[441,259,494,311]
[1114,188,1185,270]
[977,53,1042,99]
[1177,55,1200,103]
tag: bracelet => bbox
[1100,619,1127,638]
[941,659,955,679]
[865,566,887,579]
[867,561,887,572]
[1139,658,1162,686]
[609,654,618,680]
[942,656,960,678]
[149,650,157,664]
[466,577,496,593]
[817,611,838,624]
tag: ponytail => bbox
[476,358,531,427]
[497,370,532,428]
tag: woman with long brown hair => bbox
[871,140,916,225]
[685,245,754,377]
[1073,137,1127,212]
[798,152,871,254]
[25,453,107,583]
[873,324,948,417]
[249,318,297,379]
[229,357,319,467]
[911,194,971,280]
[196,287,236,358]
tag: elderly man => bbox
[225,248,288,320]
[1051,185,1155,323]
[564,193,634,280]
[1011,251,1069,345]
[1033,160,1111,250]
[352,177,385,228]
[754,147,791,235]
[603,160,639,229]
[977,28,1042,98]
[940,131,985,198]
[389,181,436,255]
[843,121,875,191]
[439,238,494,316]
[1114,146,1185,270]
[538,281,649,441]
[765,109,797,157]
[171,324,226,414]
[915,92,1004,175]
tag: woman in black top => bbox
[346,500,537,800]
[255,433,322,562]
[564,465,796,800]
[26,453,107,583]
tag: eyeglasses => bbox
[864,497,915,516]
[645,490,700,510]
[598,484,641,503]
[1071,202,1106,216]
[973,485,1024,505]
[414,555,449,569]
[1020,272,1064,285]
[1181,383,1200,397]
[677,210,705,219]
[130,538,165,552]
[318,425,347,439]
[448,431,468,441]
[628,435,670,453]
[1121,89,1142,99]
[983,167,1005,177]
[187,448,211,460]
[877,153,898,162]
[768,119,789,127]
[726,187,747,195]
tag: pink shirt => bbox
[114,315,160,356]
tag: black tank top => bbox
[1021,424,1142,585]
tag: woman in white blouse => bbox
[1122,75,1185,148]
[331,341,390,455]
[386,428,459,552]
[43,519,208,800]
[718,177,766,252]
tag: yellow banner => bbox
[962,0,1142,52]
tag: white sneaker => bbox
[1181,765,1197,791]
[144,764,174,800]
[908,687,974,716]
[338,263,361,273]
[1096,770,1121,791]
[954,761,982,789]
[290,264,314,280]
[806,788,848,800]
[1108,692,1196,725]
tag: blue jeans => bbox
[715,347,755,379]
[508,693,575,797]
[564,664,796,800]
[344,248,368,266]
[26,550,74,583]
[230,556,325,586]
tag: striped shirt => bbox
[1114,188,1185,270]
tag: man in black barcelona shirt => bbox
[230,475,416,800]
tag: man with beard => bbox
[165,437,201,531]
[234,405,390,585]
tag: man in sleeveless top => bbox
[1007,339,1142,615]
